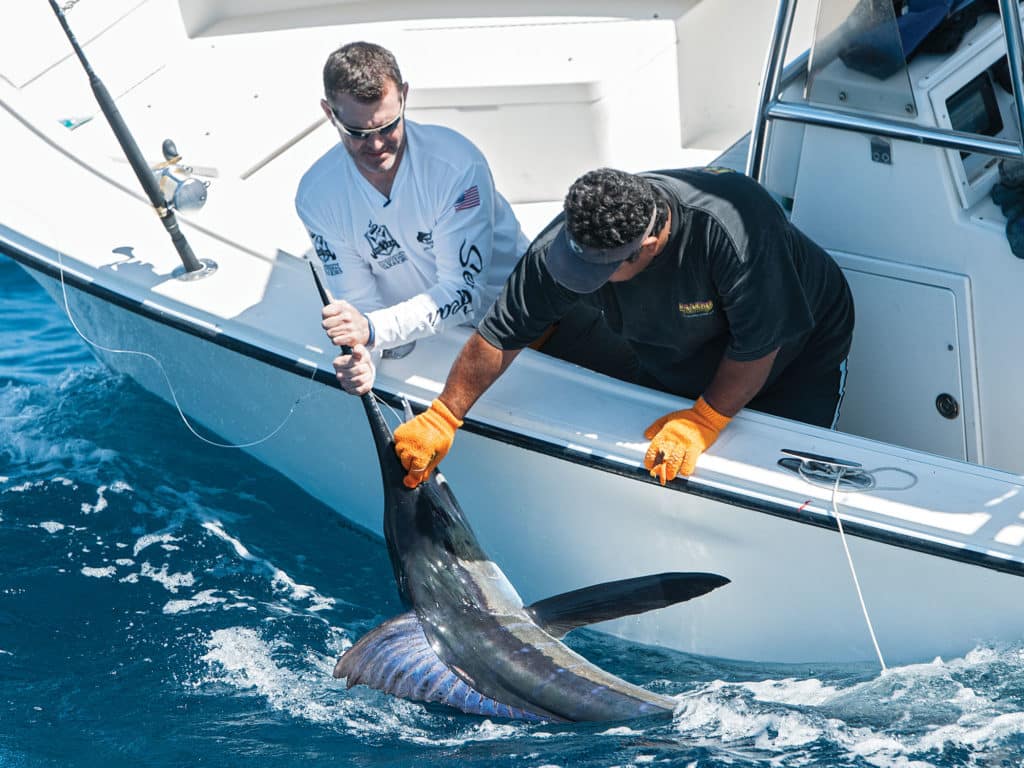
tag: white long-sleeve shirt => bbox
[295,120,527,350]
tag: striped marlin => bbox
[332,397,730,722]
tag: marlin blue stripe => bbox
[391,651,437,699]
[412,662,451,700]
[445,680,475,711]
[476,698,500,717]
[423,668,459,703]
[374,650,407,688]
[464,690,483,712]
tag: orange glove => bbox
[393,399,463,488]
[643,397,732,484]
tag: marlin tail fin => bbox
[334,612,555,721]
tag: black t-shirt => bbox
[479,168,854,398]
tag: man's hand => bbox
[393,399,463,488]
[322,300,371,349]
[643,397,732,484]
[332,344,375,395]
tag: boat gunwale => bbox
[6,238,1024,582]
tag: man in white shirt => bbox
[296,41,527,394]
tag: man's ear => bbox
[320,98,334,121]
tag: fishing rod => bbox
[46,0,213,279]
[308,261,391,432]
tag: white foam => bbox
[133,532,181,557]
[80,566,116,578]
[81,485,109,514]
[138,562,195,593]
[163,589,226,615]
[743,677,841,706]
[669,646,1024,767]
[202,520,335,611]
[919,710,1024,750]
[199,627,366,725]
[404,717,531,747]
[39,521,65,533]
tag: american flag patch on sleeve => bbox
[453,185,480,212]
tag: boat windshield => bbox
[806,0,917,118]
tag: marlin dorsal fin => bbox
[526,572,730,639]
[334,612,553,721]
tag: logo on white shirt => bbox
[364,221,408,270]
[310,231,341,276]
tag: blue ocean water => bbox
[4,253,1024,767]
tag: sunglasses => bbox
[623,206,659,264]
[330,101,404,141]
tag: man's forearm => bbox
[439,332,521,420]
[702,348,779,417]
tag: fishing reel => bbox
[154,139,214,212]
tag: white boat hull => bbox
[20,267,1024,665]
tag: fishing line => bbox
[796,463,916,674]
[372,391,405,426]
[55,249,320,449]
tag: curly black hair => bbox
[563,168,667,249]
[323,42,403,103]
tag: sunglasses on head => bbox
[623,205,659,264]
[330,101,404,141]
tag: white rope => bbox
[794,462,916,673]
[55,250,319,449]
[829,468,888,673]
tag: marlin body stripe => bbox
[333,396,729,722]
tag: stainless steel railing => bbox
[746,0,1024,181]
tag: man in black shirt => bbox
[393,167,854,487]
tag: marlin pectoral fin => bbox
[526,572,730,639]
[334,612,554,721]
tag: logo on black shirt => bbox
[679,300,715,317]
[364,220,408,270]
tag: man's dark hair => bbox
[323,42,403,103]
[564,168,667,248]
